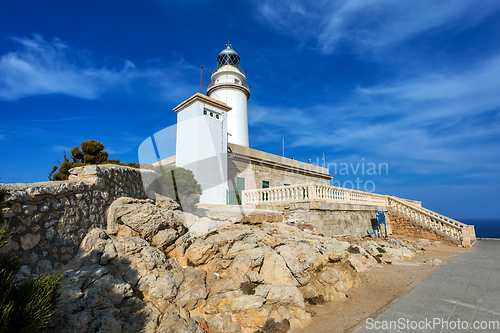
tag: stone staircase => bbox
[387,196,476,247]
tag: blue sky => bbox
[1,0,499,219]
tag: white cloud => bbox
[0,35,197,101]
[250,52,500,180]
[257,0,500,53]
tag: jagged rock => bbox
[138,269,179,301]
[259,250,299,286]
[348,253,379,272]
[20,233,41,250]
[100,241,118,265]
[225,248,264,276]
[157,313,205,333]
[206,274,248,296]
[266,285,305,309]
[175,268,208,310]
[224,240,259,258]
[155,193,181,211]
[186,238,215,265]
[385,247,414,259]
[275,242,319,285]
[49,200,415,333]
[216,295,265,312]
[152,229,178,250]
[204,313,236,332]
[246,271,264,284]
[109,197,185,241]
[167,233,192,258]
[232,308,269,328]
[183,213,218,237]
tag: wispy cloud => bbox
[250,52,500,182]
[0,35,197,101]
[256,0,500,53]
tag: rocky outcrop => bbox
[36,196,426,333]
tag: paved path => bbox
[357,240,500,332]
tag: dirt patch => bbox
[292,239,470,333]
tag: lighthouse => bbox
[160,42,331,206]
[207,44,250,147]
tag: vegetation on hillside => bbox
[0,188,63,332]
[49,140,139,180]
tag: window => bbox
[210,112,213,117]
[216,114,219,119]
[262,180,270,189]
[203,110,207,115]
[235,79,240,84]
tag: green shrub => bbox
[49,140,138,180]
[144,165,202,212]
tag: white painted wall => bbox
[208,66,249,147]
[210,89,248,147]
[175,101,228,204]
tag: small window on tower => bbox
[216,114,220,119]
[203,110,207,115]
[235,79,240,84]
[210,112,213,117]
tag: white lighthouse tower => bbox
[207,44,250,147]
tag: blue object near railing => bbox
[376,211,388,238]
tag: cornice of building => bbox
[173,93,232,113]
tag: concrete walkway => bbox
[357,240,500,332]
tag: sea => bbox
[461,219,500,239]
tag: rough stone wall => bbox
[257,201,388,237]
[0,164,156,271]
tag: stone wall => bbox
[0,164,156,271]
[257,201,389,237]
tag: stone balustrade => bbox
[387,196,476,247]
[242,184,387,206]
[242,184,475,247]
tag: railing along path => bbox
[242,184,475,247]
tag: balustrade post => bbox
[308,185,317,201]
[461,226,471,247]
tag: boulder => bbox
[266,285,305,309]
[186,238,215,265]
[216,295,265,312]
[108,197,185,241]
[152,229,178,250]
[155,193,181,211]
[183,213,218,237]
[259,250,298,286]
[275,242,319,285]
[175,268,208,310]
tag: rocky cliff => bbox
[36,196,426,333]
